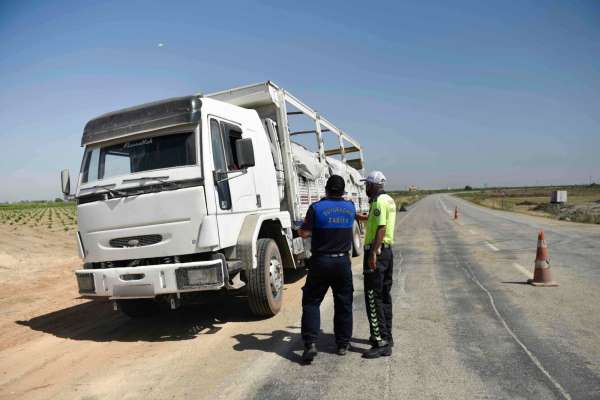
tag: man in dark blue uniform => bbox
[299,175,356,363]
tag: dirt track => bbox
[0,224,315,400]
[2,196,600,399]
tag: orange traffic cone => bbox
[528,230,558,287]
[454,207,458,220]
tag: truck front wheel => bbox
[117,299,160,318]
[247,238,283,317]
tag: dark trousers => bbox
[363,247,394,344]
[301,255,353,346]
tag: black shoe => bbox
[362,344,392,359]
[336,344,349,356]
[302,343,318,363]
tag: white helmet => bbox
[363,170,386,185]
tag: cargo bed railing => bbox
[282,88,364,170]
[205,81,364,172]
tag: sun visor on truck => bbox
[81,96,202,146]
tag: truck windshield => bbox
[81,131,196,184]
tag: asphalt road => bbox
[2,194,600,399]
[219,194,600,400]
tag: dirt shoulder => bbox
[0,223,326,400]
[455,186,600,225]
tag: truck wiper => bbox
[122,176,170,184]
[85,184,127,197]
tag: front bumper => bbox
[75,259,225,299]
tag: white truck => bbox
[60,81,368,318]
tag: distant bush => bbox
[516,200,537,206]
[464,185,473,191]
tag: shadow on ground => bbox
[232,327,371,365]
[16,267,310,343]
[16,292,263,343]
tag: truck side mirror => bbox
[235,138,255,169]
[61,169,71,195]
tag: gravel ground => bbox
[1,194,600,399]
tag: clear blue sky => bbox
[1,0,599,201]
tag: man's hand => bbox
[299,228,311,239]
[356,212,369,222]
[368,251,377,271]
[368,225,386,271]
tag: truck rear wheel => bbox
[248,238,283,317]
[117,299,160,318]
[352,221,363,257]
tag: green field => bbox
[456,185,600,224]
[0,201,77,231]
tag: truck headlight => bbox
[175,265,223,289]
[187,268,219,285]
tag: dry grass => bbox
[389,192,423,209]
[456,185,600,224]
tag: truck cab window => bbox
[222,124,243,171]
[210,119,227,171]
[81,148,100,184]
[210,118,233,210]
[81,132,195,184]
[210,119,243,172]
[102,150,131,178]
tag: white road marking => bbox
[512,262,533,279]
[485,242,500,252]
[438,198,453,217]
[397,204,416,225]
[394,199,420,231]
[460,262,571,400]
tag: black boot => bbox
[370,335,394,347]
[302,343,318,363]
[336,344,349,356]
[362,343,392,359]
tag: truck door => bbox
[209,117,257,246]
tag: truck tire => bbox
[352,221,363,257]
[117,299,160,318]
[248,238,283,317]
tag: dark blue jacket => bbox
[301,197,356,254]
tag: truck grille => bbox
[109,234,162,248]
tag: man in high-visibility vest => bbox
[357,170,396,359]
